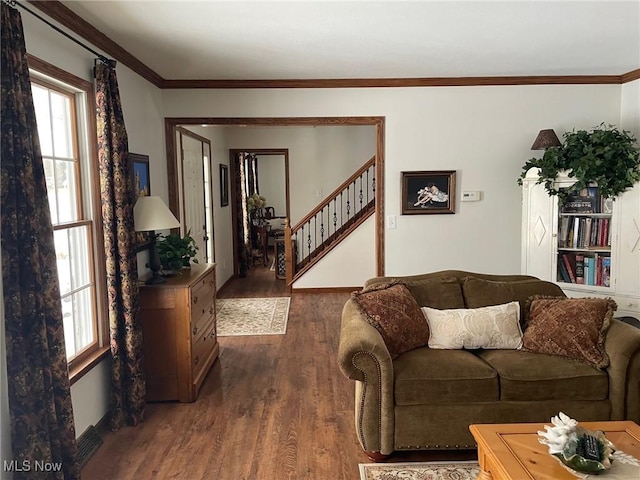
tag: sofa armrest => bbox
[605,319,640,422]
[337,299,395,455]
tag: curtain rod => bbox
[6,0,115,66]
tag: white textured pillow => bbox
[422,301,523,350]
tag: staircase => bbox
[284,156,376,284]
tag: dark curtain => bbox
[235,152,258,276]
[95,62,145,429]
[0,4,79,479]
[248,154,259,195]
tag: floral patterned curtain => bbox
[0,3,79,479]
[95,61,145,429]
[235,152,257,276]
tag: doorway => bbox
[229,149,290,280]
[175,127,214,263]
[164,117,385,291]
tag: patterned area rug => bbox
[216,297,290,336]
[359,461,480,480]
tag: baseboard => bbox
[292,286,360,293]
[216,275,235,294]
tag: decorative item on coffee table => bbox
[538,412,615,474]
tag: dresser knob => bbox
[209,307,214,315]
[192,326,198,336]
[193,296,198,304]
[194,356,199,366]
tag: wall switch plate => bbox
[387,215,397,229]
[462,191,482,202]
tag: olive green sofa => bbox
[337,270,640,460]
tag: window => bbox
[29,59,106,375]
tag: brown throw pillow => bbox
[461,277,565,326]
[522,297,617,369]
[351,282,430,359]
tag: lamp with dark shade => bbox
[531,129,562,150]
[133,196,180,285]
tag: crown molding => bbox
[28,1,639,90]
[161,75,624,89]
[621,69,640,83]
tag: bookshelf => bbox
[521,168,640,319]
[556,189,612,288]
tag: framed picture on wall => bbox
[220,163,229,207]
[401,170,456,215]
[129,152,152,250]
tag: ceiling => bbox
[60,1,640,81]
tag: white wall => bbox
[293,216,376,288]
[162,85,622,278]
[621,79,640,137]
[255,154,287,217]
[224,126,376,223]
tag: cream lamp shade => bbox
[133,196,180,232]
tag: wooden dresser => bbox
[139,263,219,402]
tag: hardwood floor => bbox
[81,265,474,479]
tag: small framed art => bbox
[401,170,456,215]
[129,152,152,250]
[220,164,229,207]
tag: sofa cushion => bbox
[402,276,465,309]
[394,348,499,405]
[350,282,430,359]
[522,296,616,369]
[422,302,523,350]
[461,277,565,326]
[476,350,609,401]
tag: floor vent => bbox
[77,425,103,467]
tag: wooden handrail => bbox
[290,156,375,232]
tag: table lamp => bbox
[531,129,562,150]
[133,196,180,285]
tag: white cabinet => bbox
[521,168,640,318]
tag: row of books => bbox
[557,253,611,287]
[560,187,612,214]
[558,216,611,249]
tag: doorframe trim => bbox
[165,116,385,277]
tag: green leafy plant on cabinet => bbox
[156,232,199,272]
[518,124,640,200]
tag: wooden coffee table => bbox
[470,421,640,480]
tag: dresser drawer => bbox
[191,295,215,339]
[191,269,215,309]
[612,296,640,316]
[566,290,640,316]
[192,317,216,374]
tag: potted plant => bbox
[156,231,199,272]
[518,124,640,200]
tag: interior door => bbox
[181,134,208,264]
